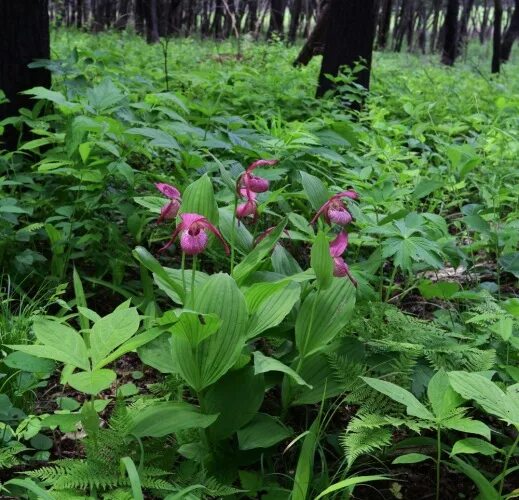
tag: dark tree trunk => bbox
[0,0,51,150]
[115,0,131,29]
[430,0,441,51]
[501,0,519,61]
[247,0,259,32]
[492,0,503,72]
[457,0,475,55]
[317,0,376,104]
[377,0,393,49]
[213,0,224,38]
[441,0,459,65]
[480,0,490,43]
[77,0,84,28]
[201,0,211,35]
[145,0,160,42]
[288,0,303,44]
[134,0,146,35]
[268,0,285,38]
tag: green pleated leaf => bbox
[180,173,219,224]
[68,369,116,395]
[311,231,333,290]
[300,171,329,211]
[245,281,300,339]
[219,206,254,255]
[295,278,356,359]
[237,414,292,450]
[171,274,248,391]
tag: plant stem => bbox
[181,251,186,298]
[384,265,399,302]
[230,194,238,275]
[191,255,197,305]
[436,427,441,500]
[498,430,519,496]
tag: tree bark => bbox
[441,0,459,65]
[457,0,475,56]
[0,0,51,150]
[430,0,441,52]
[134,0,146,35]
[377,0,393,49]
[146,0,160,42]
[288,0,303,43]
[492,0,503,72]
[501,0,519,61]
[316,0,376,103]
[268,0,286,38]
[480,0,490,43]
[115,0,131,29]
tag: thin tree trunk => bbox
[288,0,303,44]
[480,0,490,43]
[441,0,459,65]
[492,0,503,72]
[146,0,160,42]
[317,0,376,104]
[268,0,286,38]
[457,0,475,56]
[430,0,441,52]
[377,0,393,49]
[0,0,51,150]
[501,0,519,61]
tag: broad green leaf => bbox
[170,311,221,348]
[171,274,248,391]
[3,352,54,373]
[233,218,287,284]
[450,438,499,457]
[427,369,463,419]
[73,267,89,331]
[292,417,320,500]
[155,267,209,304]
[5,478,55,500]
[137,333,177,374]
[120,457,144,500]
[314,475,388,500]
[130,402,218,437]
[245,281,300,339]
[237,414,291,450]
[90,307,140,367]
[203,366,265,441]
[219,207,253,255]
[448,371,519,425]
[133,246,185,303]
[253,352,311,388]
[9,319,89,371]
[300,171,329,211]
[451,457,500,500]
[443,415,491,440]
[392,453,432,464]
[126,127,180,151]
[499,252,519,278]
[362,377,434,420]
[295,278,356,359]
[180,173,219,224]
[311,231,333,290]
[68,369,116,395]
[96,327,164,369]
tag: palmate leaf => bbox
[382,236,443,271]
[171,274,248,391]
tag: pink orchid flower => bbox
[236,188,258,221]
[237,159,278,194]
[155,182,182,223]
[310,190,359,226]
[329,231,357,286]
[159,213,229,256]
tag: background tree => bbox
[492,0,503,72]
[316,0,377,101]
[0,0,51,150]
[501,0,519,60]
[442,0,460,65]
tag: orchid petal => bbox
[310,200,331,225]
[329,232,349,257]
[335,190,359,200]
[246,159,279,172]
[155,183,181,200]
[199,219,230,255]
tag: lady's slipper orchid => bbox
[310,190,359,226]
[236,188,258,221]
[159,213,229,256]
[155,182,182,223]
[237,159,278,194]
[329,231,357,286]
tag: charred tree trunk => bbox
[377,0,393,49]
[441,0,459,65]
[288,0,303,43]
[492,0,503,72]
[501,0,519,61]
[268,0,285,38]
[0,0,51,150]
[316,0,376,105]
